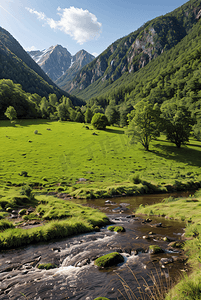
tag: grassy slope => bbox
[1,119,201,194]
[136,190,201,299]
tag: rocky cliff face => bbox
[67,0,201,97]
[56,50,95,90]
[28,45,72,82]
[28,46,95,84]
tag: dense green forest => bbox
[76,18,201,140]
[0,79,86,120]
[68,0,201,98]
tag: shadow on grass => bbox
[0,119,55,128]
[151,143,201,168]
[105,128,125,134]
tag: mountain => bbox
[66,0,201,100]
[0,27,82,105]
[56,50,95,90]
[28,46,95,83]
[28,45,72,82]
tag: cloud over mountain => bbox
[26,6,102,44]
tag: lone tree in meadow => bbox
[160,102,195,148]
[4,106,17,121]
[91,113,109,130]
[127,101,160,151]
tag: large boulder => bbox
[94,252,124,268]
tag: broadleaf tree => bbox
[127,101,160,151]
[160,101,195,148]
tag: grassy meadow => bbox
[1,119,201,197]
[1,119,201,298]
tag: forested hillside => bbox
[0,27,83,106]
[68,0,201,99]
[0,79,85,120]
[79,16,201,141]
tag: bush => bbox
[129,173,141,184]
[91,113,109,130]
[20,184,34,200]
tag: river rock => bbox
[94,252,124,268]
[150,222,163,228]
[126,214,135,218]
[75,258,90,267]
[168,241,184,248]
[10,214,18,219]
[160,257,173,265]
[105,200,116,205]
[143,235,150,240]
[132,248,145,255]
[149,245,164,254]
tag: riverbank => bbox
[136,189,201,299]
[0,188,109,250]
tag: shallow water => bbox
[0,192,189,300]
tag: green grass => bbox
[1,119,201,196]
[0,189,109,249]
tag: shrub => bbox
[129,173,141,184]
[20,184,34,200]
[91,113,109,130]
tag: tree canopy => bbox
[91,113,109,130]
[127,101,160,151]
[160,102,195,148]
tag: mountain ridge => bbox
[28,46,95,84]
[66,0,201,100]
[0,26,83,105]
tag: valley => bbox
[1,0,201,299]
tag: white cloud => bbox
[26,6,102,45]
[26,7,46,20]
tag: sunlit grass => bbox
[1,119,201,194]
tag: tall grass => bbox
[117,266,172,300]
[0,218,94,249]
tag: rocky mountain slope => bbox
[66,0,201,100]
[28,45,72,82]
[28,46,95,83]
[55,50,95,90]
[0,27,78,101]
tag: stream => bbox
[0,192,190,300]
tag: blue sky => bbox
[0,0,187,56]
